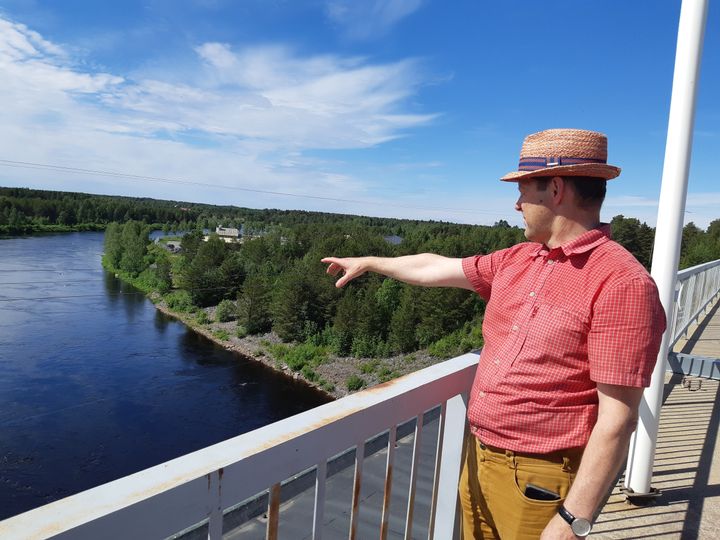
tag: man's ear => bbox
[550,176,566,204]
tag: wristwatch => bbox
[558,505,592,537]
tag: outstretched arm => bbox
[321,254,473,290]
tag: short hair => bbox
[532,176,606,209]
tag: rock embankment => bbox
[151,296,444,400]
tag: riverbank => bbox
[149,293,445,400]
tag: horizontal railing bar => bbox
[676,258,720,280]
[0,353,478,540]
[667,352,720,380]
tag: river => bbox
[0,232,330,520]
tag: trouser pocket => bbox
[498,460,574,540]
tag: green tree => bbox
[237,271,272,334]
[216,299,238,322]
[271,271,304,341]
[184,235,228,306]
[180,230,203,263]
[119,221,148,276]
[153,249,173,293]
[388,286,419,353]
[104,222,123,268]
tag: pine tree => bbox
[184,235,227,306]
[271,266,308,341]
[237,271,271,334]
[388,286,419,353]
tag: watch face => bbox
[571,518,592,537]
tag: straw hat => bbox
[501,128,621,182]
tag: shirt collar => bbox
[532,224,612,258]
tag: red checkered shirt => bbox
[462,225,665,454]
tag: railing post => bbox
[207,470,223,540]
[432,393,468,539]
[624,0,708,499]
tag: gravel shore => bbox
[151,297,445,400]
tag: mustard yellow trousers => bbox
[458,434,583,540]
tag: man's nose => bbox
[515,198,522,211]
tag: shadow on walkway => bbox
[679,298,720,355]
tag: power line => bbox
[0,158,505,217]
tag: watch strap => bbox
[558,505,592,537]
[557,505,575,525]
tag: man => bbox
[322,129,665,539]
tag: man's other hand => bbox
[541,513,580,539]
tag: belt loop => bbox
[562,456,571,472]
[505,449,516,469]
[476,439,486,462]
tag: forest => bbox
[4,185,720,366]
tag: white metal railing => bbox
[669,258,720,346]
[0,353,478,540]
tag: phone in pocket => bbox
[524,483,560,501]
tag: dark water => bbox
[0,232,330,520]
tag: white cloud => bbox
[0,15,438,213]
[325,0,423,40]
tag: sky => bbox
[0,0,718,228]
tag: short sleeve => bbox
[462,249,509,301]
[588,275,666,387]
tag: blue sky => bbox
[0,0,717,227]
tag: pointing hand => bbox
[321,257,368,288]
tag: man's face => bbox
[515,178,555,244]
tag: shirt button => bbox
[529,291,536,297]
[493,358,500,365]
[547,260,554,265]
[478,391,486,398]
[512,325,519,332]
